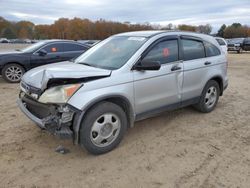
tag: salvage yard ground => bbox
[0,44,250,188]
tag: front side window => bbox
[75,36,147,70]
[143,40,178,64]
[42,43,64,53]
[204,41,221,57]
[182,39,205,61]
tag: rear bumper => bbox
[17,94,77,139]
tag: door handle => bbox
[204,61,211,65]
[171,65,182,71]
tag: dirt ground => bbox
[0,44,250,188]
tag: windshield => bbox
[75,36,147,70]
[21,41,47,53]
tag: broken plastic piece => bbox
[55,145,70,154]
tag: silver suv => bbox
[17,31,228,154]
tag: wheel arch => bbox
[2,61,27,72]
[72,95,135,145]
[208,75,224,96]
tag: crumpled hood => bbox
[22,61,111,90]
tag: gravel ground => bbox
[0,44,250,187]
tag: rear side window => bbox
[64,43,87,52]
[204,41,221,57]
[182,39,205,61]
[143,39,178,64]
[42,43,64,53]
[216,38,226,46]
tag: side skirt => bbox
[135,96,200,121]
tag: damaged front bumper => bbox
[17,93,79,140]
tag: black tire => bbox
[79,102,128,155]
[194,80,220,113]
[237,48,242,54]
[2,63,25,83]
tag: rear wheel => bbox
[79,102,127,155]
[194,80,220,113]
[2,63,25,83]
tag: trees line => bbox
[0,16,249,40]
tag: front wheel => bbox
[194,80,220,113]
[2,63,25,83]
[80,102,127,155]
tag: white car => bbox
[215,37,227,54]
[18,31,228,154]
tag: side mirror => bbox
[135,59,161,71]
[37,49,47,56]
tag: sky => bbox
[1,0,250,32]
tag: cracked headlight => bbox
[38,84,82,104]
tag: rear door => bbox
[181,36,207,102]
[61,43,88,61]
[133,36,183,116]
[181,36,222,102]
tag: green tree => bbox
[2,27,16,39]
[217,24,226,37]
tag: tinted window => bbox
[143,40,178,64]
[182,39,205,61]
[216,38,226,46]
[64,43,87,52]
[204,41,221,57]
[42,43,64,53]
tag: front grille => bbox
[227,44,235,47]
[21,81,42,96]
[22,95,56,119]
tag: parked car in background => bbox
[242,38,250,51]
[18,31,228,154]
[0,38,9,43]
[215,37,227,54]
[78,40,100,46]
[9,39,33,44]
[227,38,244,53]
[0,40,90,82]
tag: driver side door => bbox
[30,43,65,69]
[133,36,183,119]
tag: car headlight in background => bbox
[38,84,82,104]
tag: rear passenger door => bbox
[61,43,88,61]
[181,36,221,102]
